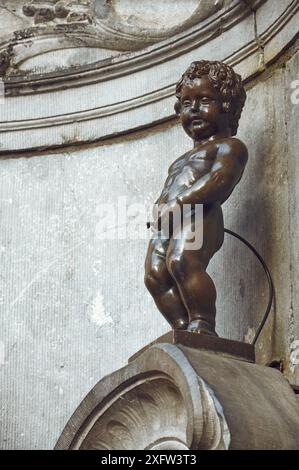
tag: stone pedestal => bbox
[55,332,299,450]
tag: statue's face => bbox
[179,75,228,141]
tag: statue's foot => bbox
[173,318,188,330]
[187,319,218,336]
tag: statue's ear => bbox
[174,100,181,115]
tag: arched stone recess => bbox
[0,0,298,152]
[55,344,230,450]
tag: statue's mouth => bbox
[191,119,205,127]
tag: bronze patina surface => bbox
[145,60,248,337]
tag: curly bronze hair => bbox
[175,60,246,136]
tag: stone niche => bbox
[0,0,299,451]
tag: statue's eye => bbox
[201,97,213,104]
[182,99,191,106]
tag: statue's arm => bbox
[176,139,248,206]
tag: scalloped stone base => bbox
[55,335,299,450]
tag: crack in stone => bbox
[241,0,265,71]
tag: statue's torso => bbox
[158,143,218,204]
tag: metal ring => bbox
[224,228,274,345]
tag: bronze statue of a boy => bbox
[145,60,248,336]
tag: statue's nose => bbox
[190,100,201,112]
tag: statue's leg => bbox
[166,244,217,335]
[144,234,189,329]
[166,205,224,335]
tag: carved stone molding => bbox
[56,344,230,450]
[0,0,298,153]
[78,379,190,450]
[21,0,232,33]
[55,339,299,450]
[3,1,237,53]
[92,0,235,46]
[0,0,236,75]
[22,1,94,25]
[0,0,263,77]
[0,45,13,76]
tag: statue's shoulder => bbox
[218,137,248,165]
